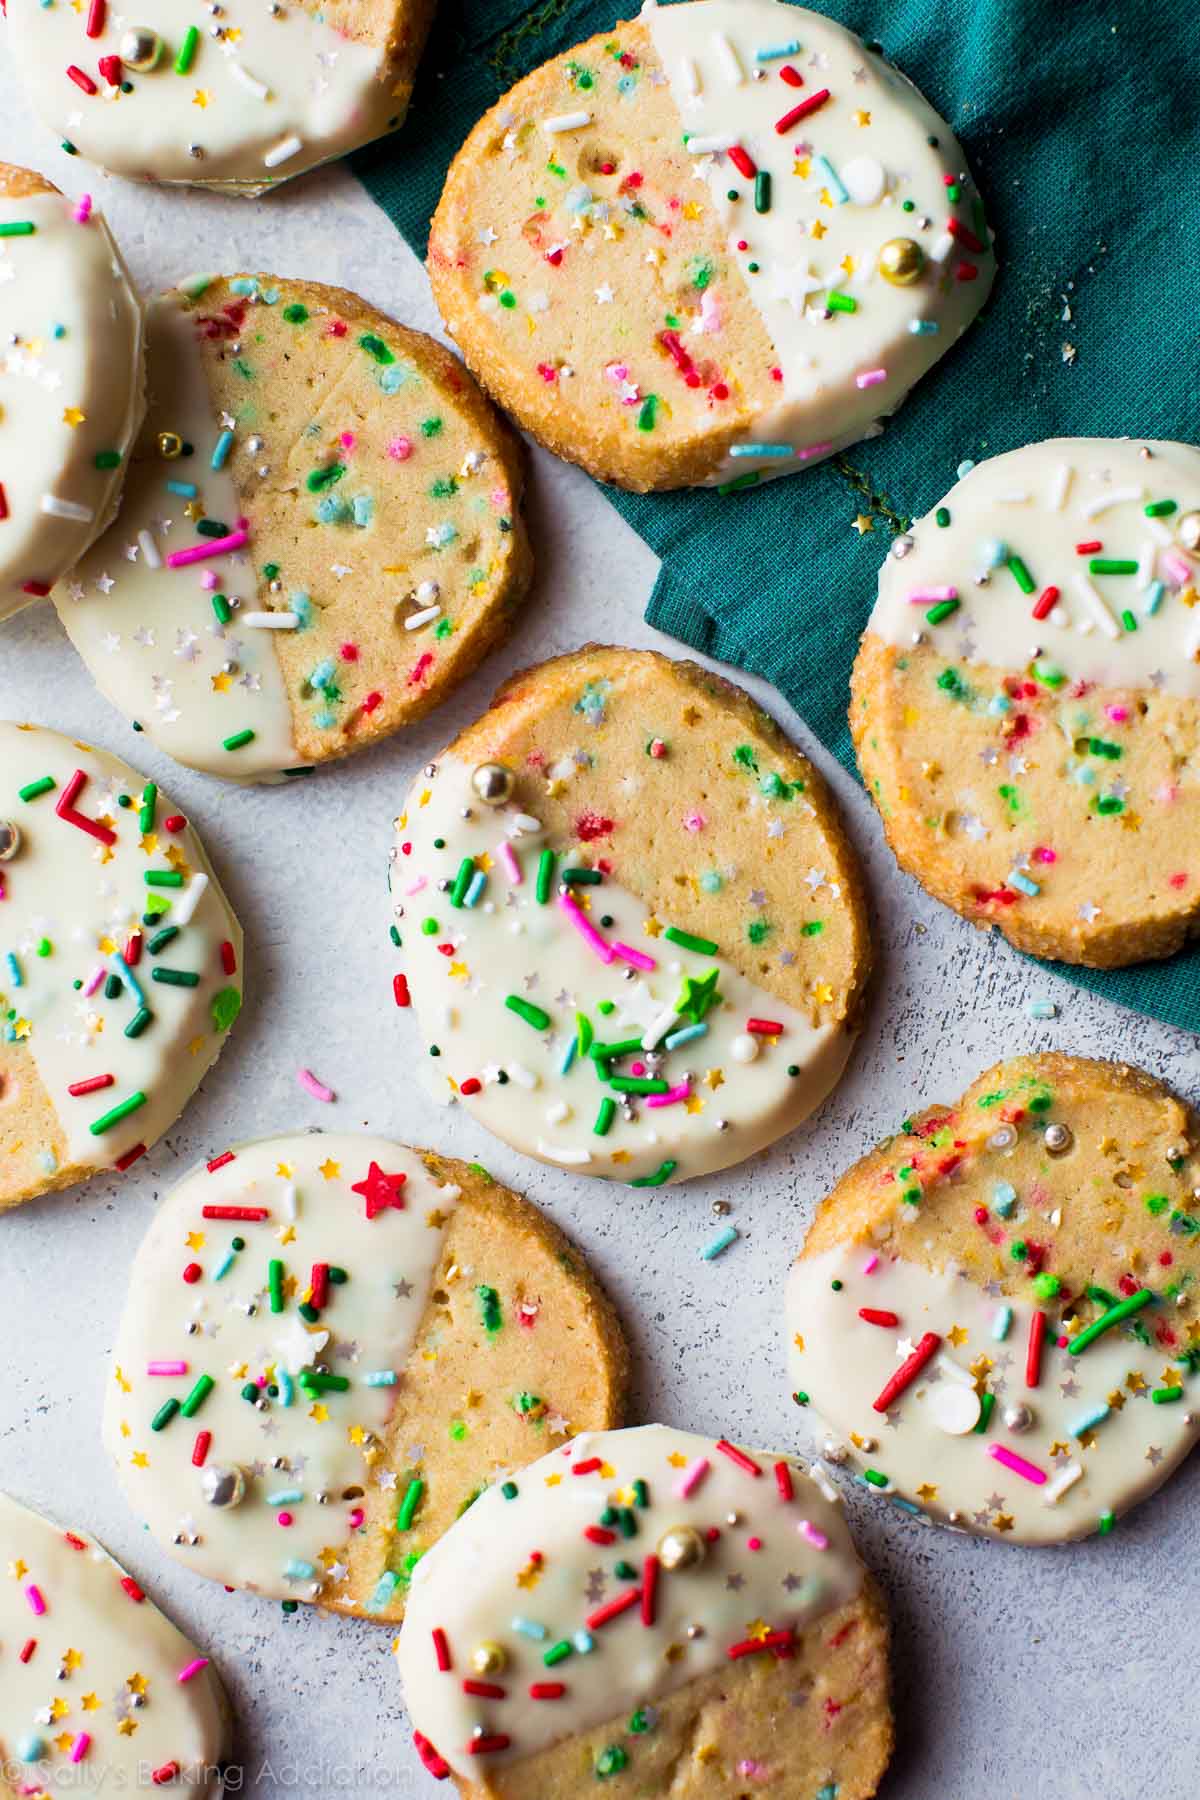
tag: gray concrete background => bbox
[1,58,1196,1800]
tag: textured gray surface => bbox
[1,62,1197,1800]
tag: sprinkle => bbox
[66,65,98,96]
[506,994,551,1030]
[614,942,656,971]
[543,111,592,133]
[776,89,830,131]
[756,39,801,59]
[150,1399,180,1433]
[68,1073,114,1098]
[40,494,95,523]
[701,1225,739,1260]
[499,842,522,885]
[663,925,718,954]
[992,1306,1013,1341]
[676,1456,710,1498]
[858,1308,899,1328]
[1042,1461,1084,1505]
[25,1584,46,1616]
[715,1439,762,1478]
[172,873,210,927]
[174,25,199,73]
[630,1159,676,1187]
[166,526,249,569]
[202,1205,269,1221]
[181,1375,213,1417]
[56,769,117,845]
[535,849,556,904]
[798,1519,828,1549]
[1007,554,1036,595]
[177,1657,209,1683]
[1090,558,1138,576]
[1152,1386,1183,1404]
[987,1443,1046,1485]
[685,133,738,155]
[1070,1402,1111,1436]
[586,1588,641,1630]
[641,1556,659,1626]
[856,368,887,389]
[148,1360,188,1377]
[1079,485,1142,520]
[512,1615,547,1640]
[1068,1288,1154,1354]
[397,1479,425,1531]
[728,442,794,459]
[558,891,614,963]
[19,776,57,802]
[754,170,772,213]
[1025,1309,1048,1387]
[263,135,304,170]
[814,154,848,203]
[873,1332,940,1411]
[89,1091,146,1136]
[1008,870,1040,898]
[1072,574,1120,639]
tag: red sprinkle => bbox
[120,1576,145,1604]
[585,1525,616,1545]
[779,63,803,86]
[955,260,979,282]
[19,1638,36,1663]
[728,1628,794,1660]
[463,1679,505,1698]
[220,940,237,975]
[413,1733,451,1781]
[467,1737,511,1757]
[182,1262,203,1284]
[67,64,98,95]
[202,1205,269,1221]
[0,483,7,522]
[1075,540,1102,555]
[393,972,411,1008]
[85,0,106,35]
[947,216,985,253]
[459,1077,482,1096]
[310,1263,330,1310]
[206,1151,236,1173]
[98,52,121,84]
[1032,584,1060,620]
[21,581,51,597]
[715,1439,762,1478]
[192,1431,211,1467]
[529,1682,566,1700]
[1026,1309,1047,1388]
[872,1331,941,1412]
[432,1627,452,1672]
[65,1532,87,1551]
[858,1308,900,1328]
[774,1460,794,1502]
[728,145,757,179]
[776,89,830,132]
[586,1587,641,1630]
[746,1018,784,1036]
[573,1457,603,1476]
[114,1143,146,1173]
[124,931,142,967]
[152,1765,180,1787]
[68,1073,114,1097]
[641,1555,659,1627]
[164,814,187,833]
[56,769,117,845]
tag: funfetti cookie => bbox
[0,723,243,1207]
[428,0,992,493]
[852,437,1200,968]
[786,1053,1200,1546]
[396,1423,892,1797]
[392,647,871,1187]
[52,275,532,783]
[6,0,435,196]
[0,163,143,614]
[0,1490,231,1793]
[102,1134,629,1623]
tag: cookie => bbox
[6,0,435,196]
[0,163,143,614]
[428,0,992,492]
[393,646,870,1186]
[102,1133,629,1623]
[0,723,243,1208]
[0,1489,230,1792]
[786,1053,1200,1545]
[396,1423,892,1797]
[53,275,532,782]
[852,437,1200,968]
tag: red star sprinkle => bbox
[351,1162,408,1220]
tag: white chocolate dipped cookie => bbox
[429,0,993,492]
[102,1134,629,1623]
[396,1423,892,1797]
[852,437,1200,967]
[0,723,243,1208]
[391,647,871,1187]
[0,163,143,614]
[0,1489,230,1793]
[786,1054,1200,1545]
[6,0,436,195]
[53,275,533,783]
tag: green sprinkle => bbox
[1007,554,1035,595]
[1032,1273,1062,1300]
[1097,1510,1116,1535]
[476,1284,503,1335]
[862,1468,889,1488]
[124,1006,153,1039]
[609,1076,668,1095]
[152,967,200,987]
[1068,1288,1155,1355]
[223,729,256,752]
[306,462,345,492]
[926,599,960,625]
[93,449,122,470]
[663,925,718,955]
[396,1477,425,1530]
[827,292,857,313]
[505,994,550,1030]
[1151,1386,1183,1404]
[449,856,475,907]
[1121,609,1138,632]
[180,1374,214,1418]
[174,25,199,73]
[18,777,56,803]
[282,303,309,324]
[754,170,771,213]
[0,221,36,238]
[595,1746,628,1779]
[211,987,242,1032]
[935,506,951,528]
[359,333,395,365]
[631,1159,677,1188]
[594,1097,616,1136]
[144,870,184,888]
[974,1391,996,1433]
[637,395,658,432]
[1089,558,1138,576]
[544,1639,572,1667]
[501,1481,519,1500]
[268,1259,285,1314]
[535,849,556,904]
[151,1399,180,1432]
[590,1037,642,1062]
[562,868,601,884]
[1144,499,1177,517]
[212,592,232,625]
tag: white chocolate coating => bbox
[786,1245,1200,1544]
[868,437,1200,698]
[0,1490,229,1793]
[7,0,404,195]
[397,1423,864,1779]
[0,187,143,612]
[103,1134,456,1607]
[0,722,243,1182]
[396,755,854,1185]
[643,0,992,482]
[53,292,300,783]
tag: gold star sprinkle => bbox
[63,406,86,427]
[810,219,827,239]
[131,1451,149,1469]
[992,1513,1015,1534]
[1126,1371,1147,1394]
[117,1718,138,1737]
[318,1158,341,1180]
[210,671,233,694]
[852,514,874,535]
[854,108,871,126]
[643,916,662,938]
[185,1231,205,1252]
[1106,1389,1126,1411]
[946,1324,968,1347]
[192,88,211,108]
[667,1451,688,1469]
[309,1403,329,1423]
[704,1068,725,1090]
[916,1483,938,1504]
[82,1693,100,1712]
[793,1333,806,1353]
[8,1559,27,1580]
[62,1647,83,1672]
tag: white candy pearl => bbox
[730,1033,759,1065]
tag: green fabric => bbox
[355,0,1200,1034]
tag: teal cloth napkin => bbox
[355,0,1200,1034]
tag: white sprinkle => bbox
[929,230,955,264]
[712,31,744,83]
[1137,540,1157,587]
[1072,574,1121,640]
[545,1101,571,1125]
[404,605,441,630]
[263,134,303,169]
[686,132,738,155]
[536,1139,592,1165]
[809,1460,841,1505]
[994,491,1032,504]
[1042,1461,1083,1505]
[1047,463,1072,511]
[506,1063,539,1089]
[641,1007,679,1052]
[508,814,543,838]
[679,55,701,96]
[40,494,93,523]
[172,871,210,927]
[542,110,592,134]
[229,63,269,100]
[137,529,162,569]
[416,579,440,604]
[1079,484,1142,520]
[241,611,300,629]
[282,1182,297,1222]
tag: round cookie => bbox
[392,646,871,1186]
[53,274,533,782]
[6,0,435,196]
[429,0,992,492]
[0,162,143,614]
[0,1489,230,1792]
[396,1423,892,1796]
[0,722,243,1208]
[786,1053,1200,1545]
[102,1133,629,1622]
[852,437,1200,968]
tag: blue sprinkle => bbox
[701,1225,739,1261]
[365,1371,398,1387]
[230,277,259,297]
[754,38,800,58]
[316,495,349,524]
[987,694,1012,715]
[1027,999,1058,1020]
[664,1021,708,1051]
[728,442,794,458]
[111,951,146,1008]
[267,1488,303,1507]
[5,951,22,989]
[1008,869,1040,898]
[992,1182,1017,1218]
[559,1036,577,1076]
[166,479,198,498]
[290,591,314,629]
[352,494,374,528]
[992,1305,1013,1341]
[511,1616,547,1641]
[573,1630,596,1654]
[1141,579,1165,616]
[815,153,848,204]
[978,536,1008,568]
[278,1370,294,1407]
[309,658,336,691]
[463,869,487,908]
[211,429,234,470]
[909,319,941,335]
[367,1570,398,1611]
[1070,1403,1111,1437]
[285,1559,317,1582]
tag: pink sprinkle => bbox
[387,436,413,461]
[557,891,614,964]
[987,1443,1046,1485]
[339,641,360,662]
[1106,704,1129,722]
[630,1061,647,1077]
[73,194,93,224]
[676,1456,710,1499]
[908,586,959,604]
[798,441,833,462]
[1033,845,1057,864]
[200,570,218,591]
[645,1080,691,1109]
[798,1519,829,1549]
[26,1584,46,1616]
[177,1657,209,1684]
[83,964,106,997]
[500,841,523,885]
[683,810,706,832]
[349,1507,365,1529]
[1163,548,1191,587]
[297,1068,335,1103]
[614,942,656,971]
[747,1535,762,1551]
[166,525,249,569]
[1168,871,1188,889]
[856,368,887,389]
[148,1361,188,1377]
[862,1254,879,1274]
[277,1511,293,1528]
[71,1734,91,1764]
[340,431,356,451]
